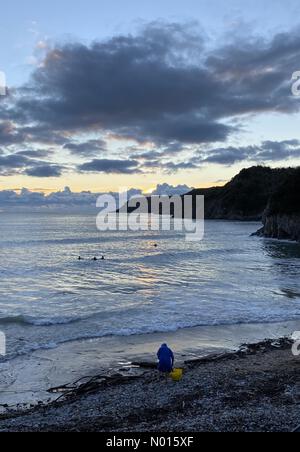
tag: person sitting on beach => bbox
[157,343,174,374]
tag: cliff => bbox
[119,166,298,223]
[188,166,292,220]
[255,167,300,241]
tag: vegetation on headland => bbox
[120,165,299,223]
[266,167,300,216]
[189,166,295,220]
[251,167,300,241]
[194,165,300,240]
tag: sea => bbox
[1,212,300,362]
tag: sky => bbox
[1,0,300,196]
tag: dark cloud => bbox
[201,146,256,165]
[1,22,300,175]
[163,161,199,172]
[0,121,66,148]
[133,150,164,161]
[0,154,29,175]
[3,23,300,148]
[141,158,199,173]
[116,115,232,145]
[25,164,64,177]
[22,126,67,146]
[0,121,27,145]
[0,151,64,177]
[198,140,300,166]
[63,139,107,156]
[256,140,300,161]
[131,143,185,161]
[78,158,140,174]
[17,149,52,158]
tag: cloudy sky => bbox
[1,0,300,195]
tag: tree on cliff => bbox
[267,167,300,216]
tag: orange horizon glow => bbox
[0,179,227,194]
[0,163,235,194]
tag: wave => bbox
[1,312,300,363]
[3,237,104,248]
[64,313,300,340]
[1,307,300,332]
[0,314,83,327]
[2,231,182,249]
[13,312,300,342]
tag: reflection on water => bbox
[263,239,300,260]
[262,239,300,300]
[0,214,299,359]
[279,288,300,299]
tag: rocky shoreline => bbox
[255,166,300,242]
[0,337,299,432]
[255,214,300,242]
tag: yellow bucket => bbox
[170,368,183,382]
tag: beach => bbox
[0,335,299,432]
[0,214,300,431]
[2,0,300,434]
[0,320,299,408]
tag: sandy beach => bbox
[0,322,299,432]
[0,337,299,432]
[0,320,299,408]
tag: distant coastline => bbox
[119,166,300,242]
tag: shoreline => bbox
[0,319,299,413]
[0,335,299,432]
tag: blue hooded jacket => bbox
[157,343,174,373]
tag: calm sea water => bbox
[0,212,300,359]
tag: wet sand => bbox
[0,336,299,432]
[0,320,299,410]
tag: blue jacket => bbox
[157,344,174,373]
